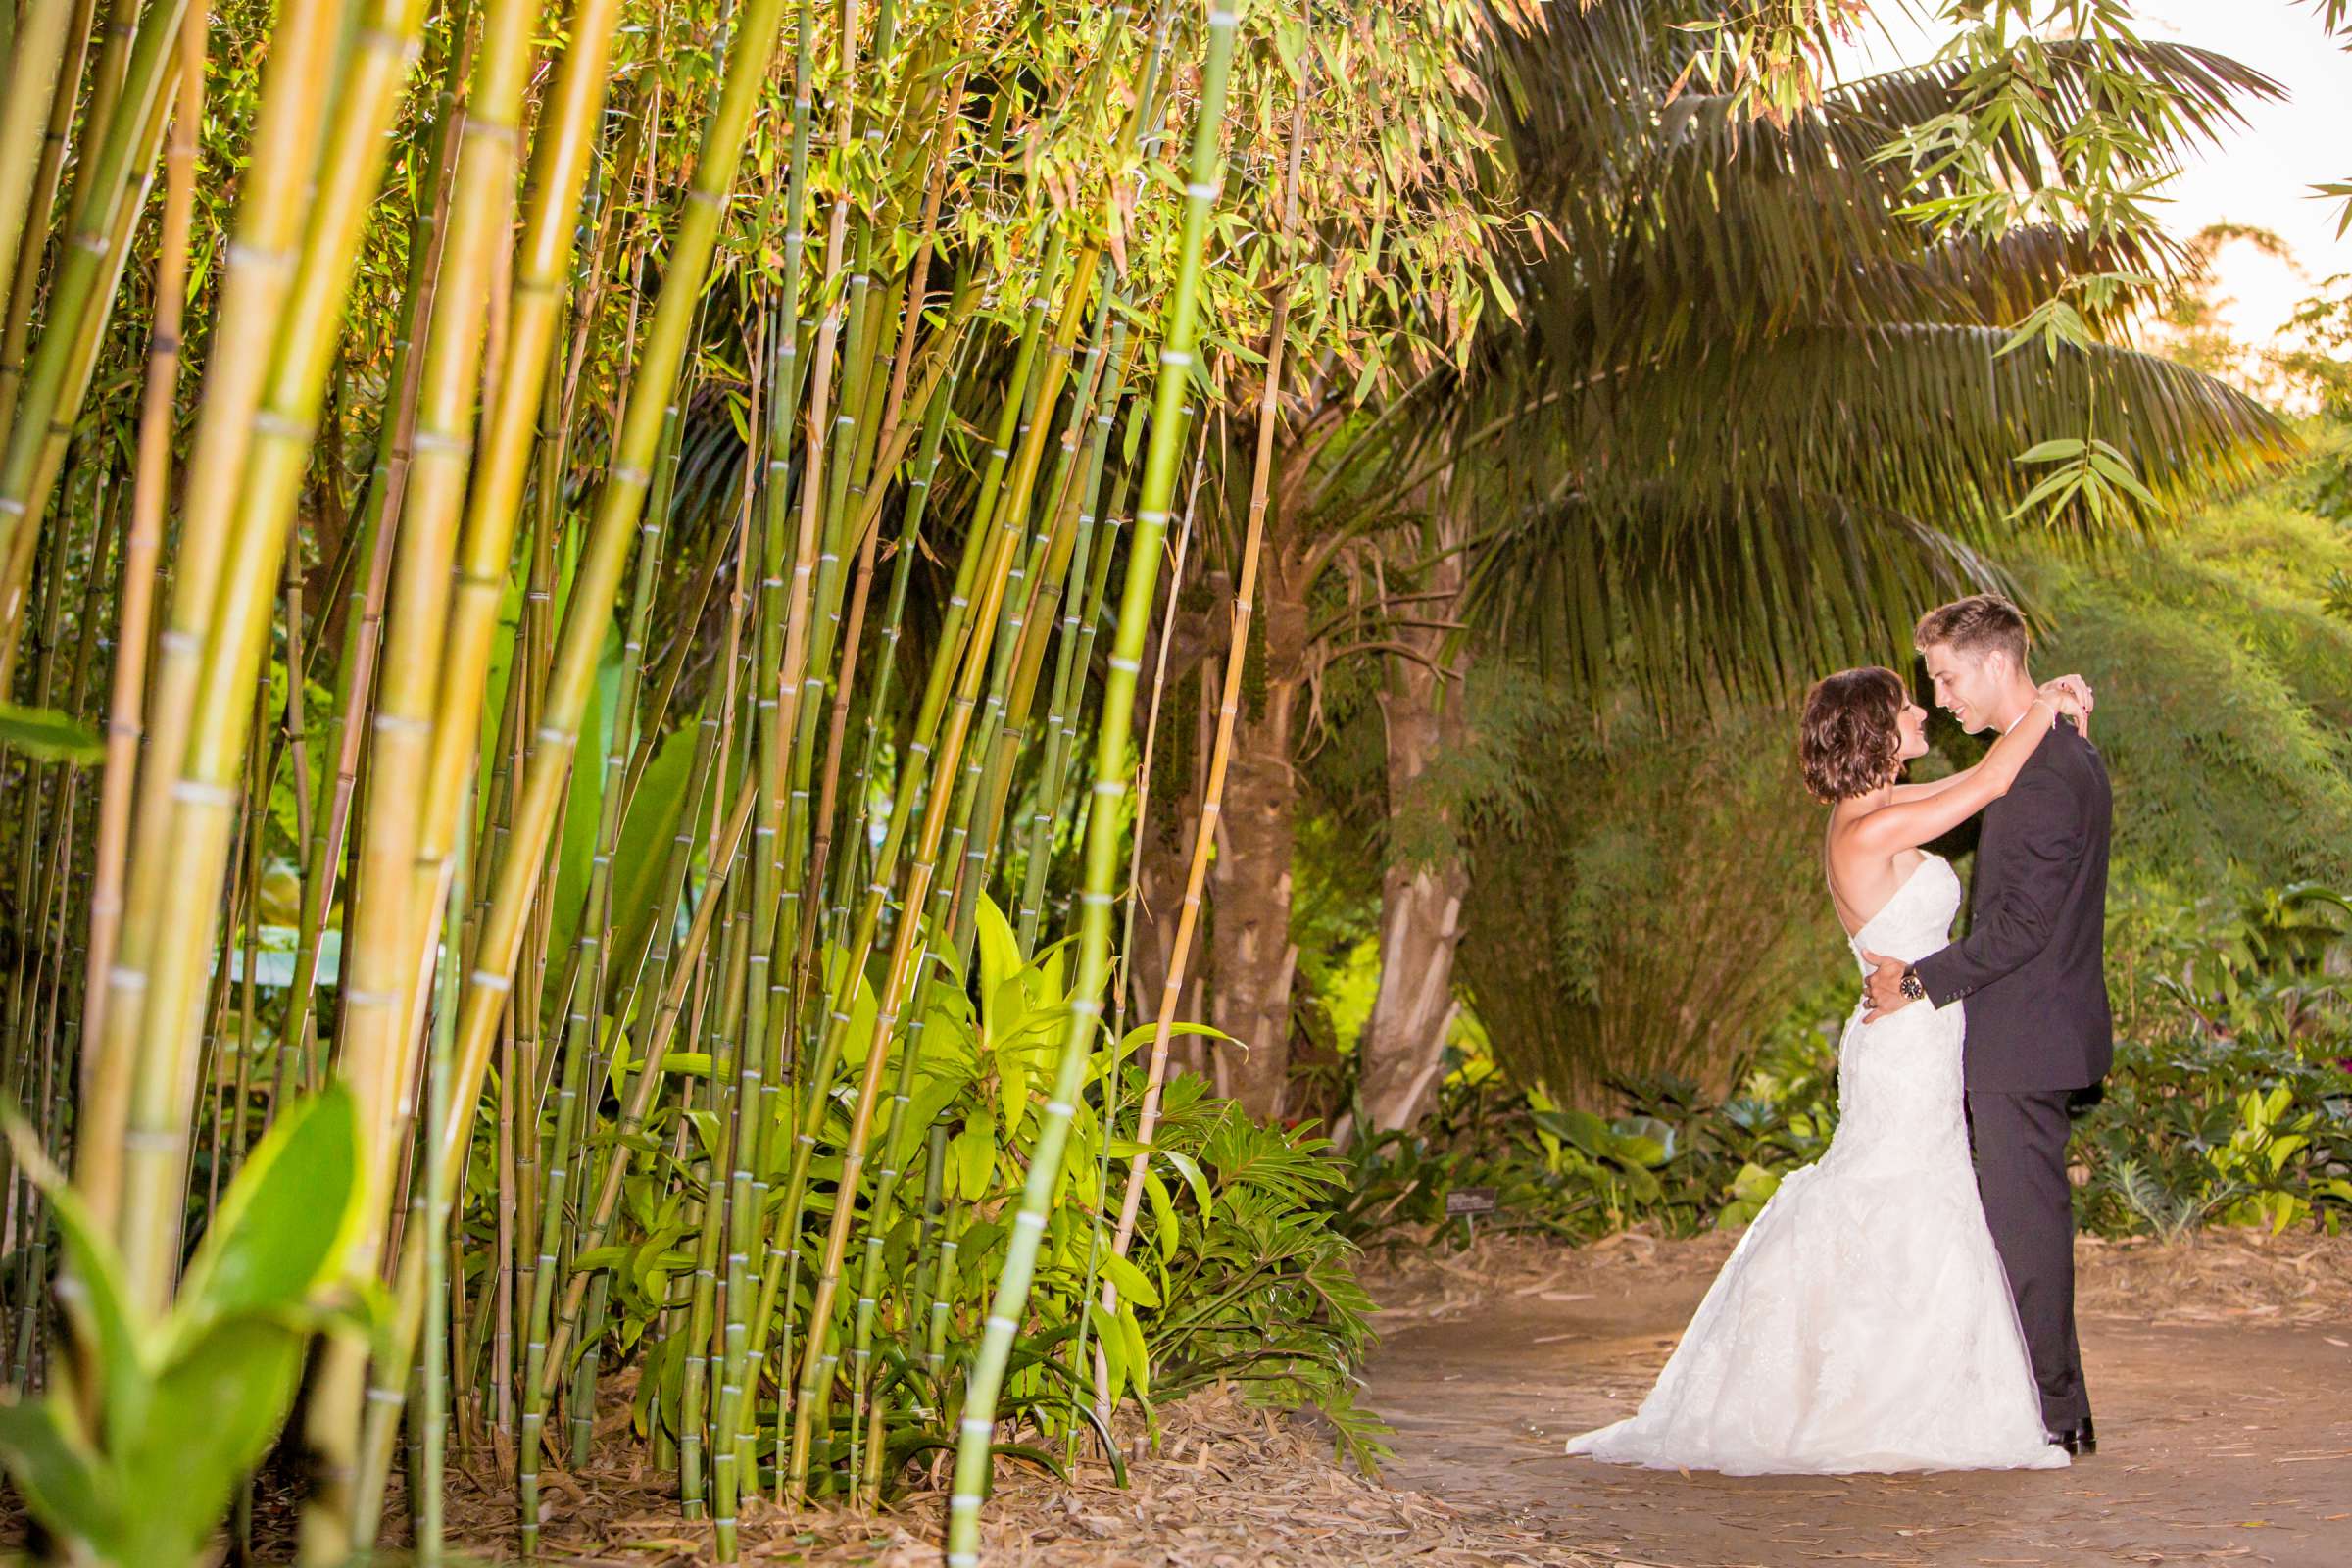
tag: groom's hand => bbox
[1858,950,1915,1020]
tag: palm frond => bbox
[1466,483,2008,704]
[1566,324,2296,540]
[1488,15,2281,364]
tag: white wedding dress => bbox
[1566,855,2067,1474]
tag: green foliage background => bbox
[1442,462,2352,1097]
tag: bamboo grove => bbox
[0,0,1542,1561]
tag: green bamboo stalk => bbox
[1017,332,1137,947]
[339,18,794,1549]
[1099,30,1312,1425]
[779,248,1102,1497]
[418,782,470,1568]
[944,7,1245,1561]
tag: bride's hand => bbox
[2037,673,2093,736]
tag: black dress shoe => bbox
[2045,1417,2096,1457]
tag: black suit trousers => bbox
[1965,1088,2089,1431]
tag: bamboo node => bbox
[170,779,238,807]
[468,968,512,992]
[223,241,295,272]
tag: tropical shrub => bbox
[1354,879,2352,1248]
[0,1089,365,1565]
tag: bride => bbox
[1564,665,2090,1475]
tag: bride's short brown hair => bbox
[1798,667,1907,802]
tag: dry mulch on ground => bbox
[1358,1224,1740,1323]
[1358,1218,2352,1328]
[404,1384,1597,1566]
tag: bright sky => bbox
[1837,2,2352,362]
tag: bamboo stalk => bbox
[1098,16,1313,1417]
[944,7,1247,1561]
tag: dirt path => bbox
[1364,1233,2352,1568]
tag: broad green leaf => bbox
[997,1033,1030,1129]
[951,1117,997,1200]
[1117,1301,1151,1396]
[1531,1106,1613,1160]
[121,1317,305,1566]
[2014,436,2086,465]
[1730,1162,1782,1204]
[0,1396,115,1556]
[571,1245,634,1272]
[1087,1301,1128,1401]
[974,895,1023,1031]
[906,1075,966,1141]
[1097,1251,1159,1309]
[1159,1149,1211,1218]
[173,1082,361,1347]
[1113,1020,1235,1055]
[1144,1171,1180,1263]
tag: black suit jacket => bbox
[1914,721,2113,1093]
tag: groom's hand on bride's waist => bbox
[1858,950,1917,1021]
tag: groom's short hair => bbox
[1915,594,2028,667]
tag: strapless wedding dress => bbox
[1565,855,2066,1474]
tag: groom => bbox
[1860,594,2112,1458]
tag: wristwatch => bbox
[1898,964,1926,1003]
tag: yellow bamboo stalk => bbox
[331,0,540,1286]
[81,0,203,1067]
[78,0,344,1250]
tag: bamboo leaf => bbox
[0,703,102,764]
[1097,1251,1159,1310]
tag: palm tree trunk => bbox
[1357,620,1470,1134]
[1207,552,1306,1118]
